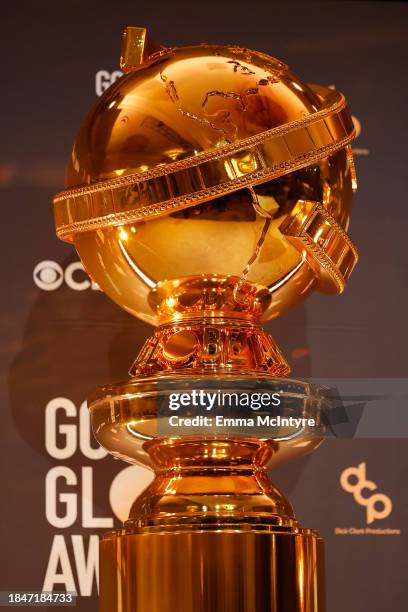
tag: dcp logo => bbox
[340,462,392,524]
[33,260,99,291]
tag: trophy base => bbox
[91,373,327,612]
[99,523,325,612]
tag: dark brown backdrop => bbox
[1,1,407,611]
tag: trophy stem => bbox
[127,437,295,526]
[130,317,290,378]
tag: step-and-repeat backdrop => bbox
[1,1,407,610]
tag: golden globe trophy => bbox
[53,27,358,612]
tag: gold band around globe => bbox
[280,200,358,294]
[54,89,355,242]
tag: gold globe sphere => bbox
[54,39,357,325]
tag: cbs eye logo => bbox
[33,260,99,292]
[340,462,392,524]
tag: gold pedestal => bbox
[100,527,324,612]
[90,386,326,611]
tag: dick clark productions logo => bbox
[340,463,392,524]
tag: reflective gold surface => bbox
[100,529,325,612]
[92,382,325,611]
[129,319,290,378]
[120,26,163,72]
[89,377,324,470]
[64,45,328,185]
[53,41,355,241]
[280,199,358,294]
[72,148,354,324]
[52,26,359,612]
